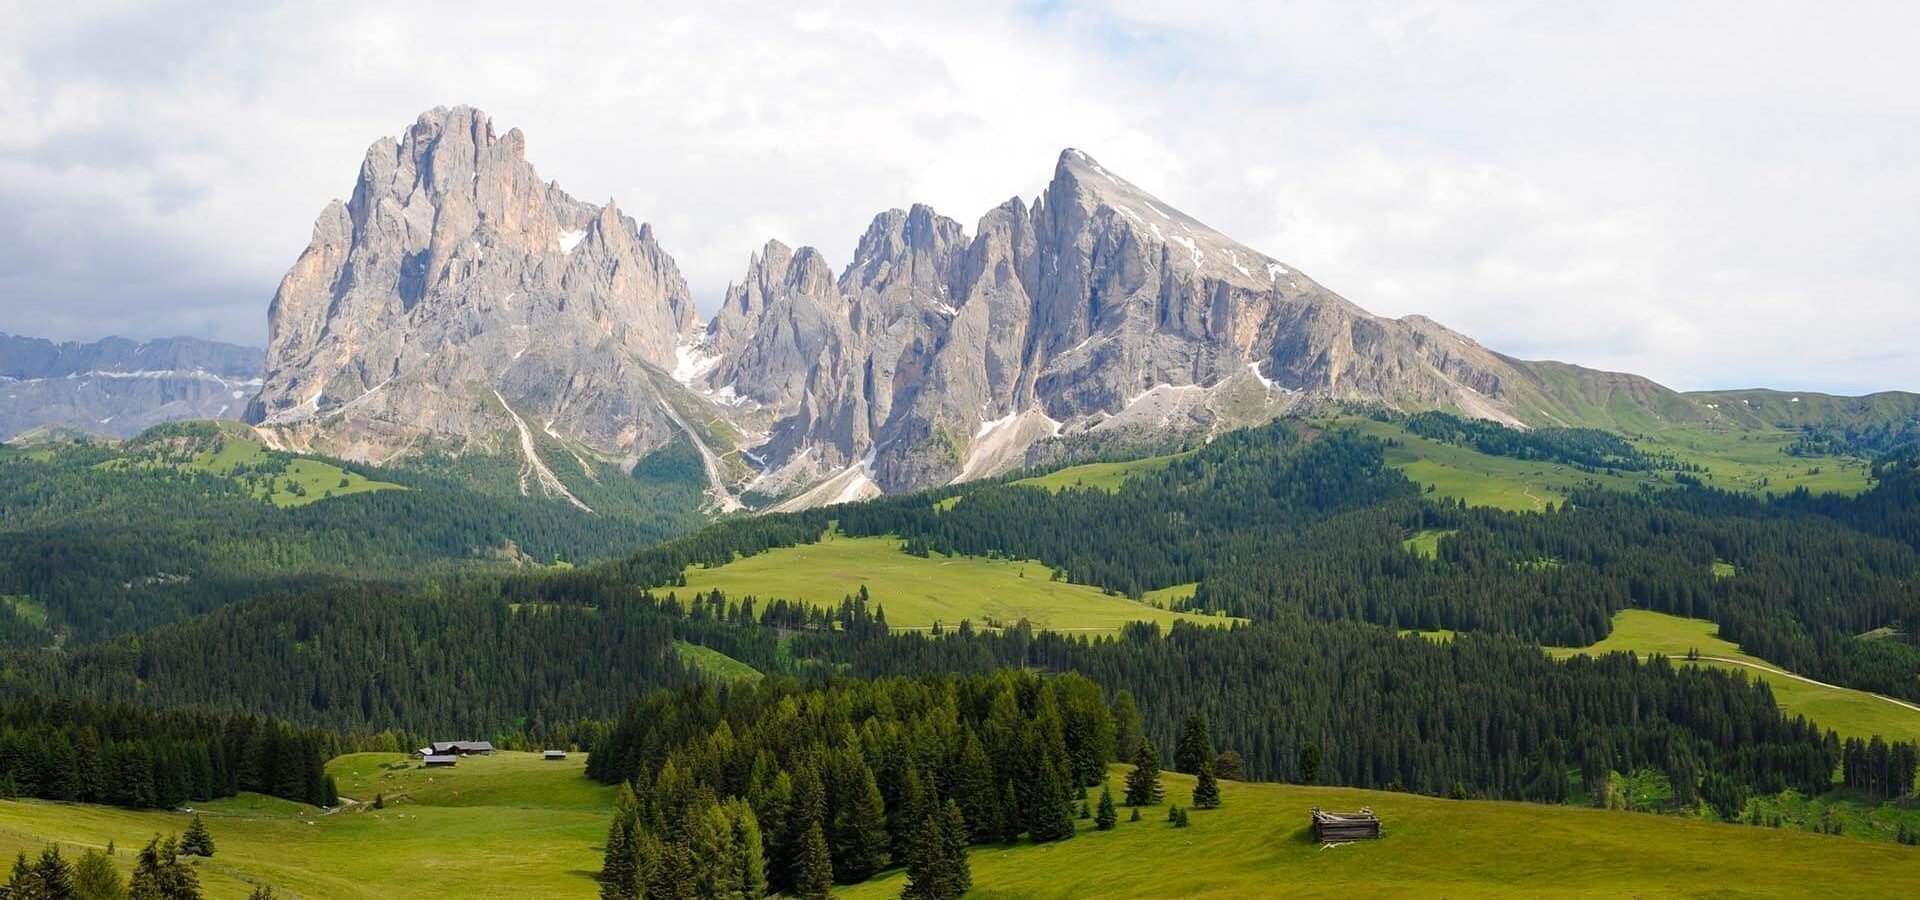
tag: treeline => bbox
[0,696,337,810]
[1,586,779,738]
[589,670,1123,896]
[797,614,1839,803]
[0,430,708,646]
[1841,736,1920,801]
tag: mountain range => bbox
[12,106,1911,507]
[0,333,262,441]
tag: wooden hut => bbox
[1310,807,1382,842]
[422,754,458,768]
[542,750,568,760]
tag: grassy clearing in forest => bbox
[1548,610,1920,745]
[678,532,1228,633]
[1012,452,1191,493]
[674,640,763,682]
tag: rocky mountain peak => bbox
[249,106,699,482]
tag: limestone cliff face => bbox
[722,149,1587,495]
[250,108,1698,506]
[247,106,696,465]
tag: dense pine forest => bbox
[0,696,337,810]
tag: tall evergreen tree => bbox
[794,822,834,900]
[128,836,199,900]
[1299,742,1323,785]
[1176,711,1215,776]
[1095,784,1118,830]
[180,815,215,857]
[825,748,889,882]
[951,734,1000,842]
[600,783,640,900]
[1111,691,1145,769]
[1125,739,1164,806]
[1193,768,1221,810]
[74,846,124,900]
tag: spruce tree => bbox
[940,799,972,895]
[248,887,277,900]
[904,799,973,900]
[1299,742,1322,785]
[1193,768,1221,810]
[1024,753,1077,843]
[827,750,890,882]
[952,734,1000,842]
[600,783,640,900]
[180,815,215,857]
[794,821,834,900]
[1111,691,1144,768]
[1095,785,1118,830]
[1176,711,1215,776]
[75,846,124,900]
[129,835,200,900]
[1124,739,1164,806]
[1128,806,1141,822]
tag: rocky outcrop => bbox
[0,333,262,441]
[247,106,698,468]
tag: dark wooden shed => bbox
[1311,807,1382,842]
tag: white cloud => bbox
[0,0,1914,394]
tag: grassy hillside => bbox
[679,531,1229,633]
[107,420,403,507]
[1329,416,1870,512]
[1548,610,1920,744]
[0,752,613,899]
[1013,451,1192,493]
[1632,424,1874,495]
[843,767,1920,898]
[1339,417,1655,511]
[673,640,763,682]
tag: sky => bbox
[1,0,1915,394]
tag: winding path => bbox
[1694,655,1920,715]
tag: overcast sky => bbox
[2,1,1915,393]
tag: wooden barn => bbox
[422,754,458,768]
[1310,807,1382,842]
[430,741,496,756]
[542,750,568,760]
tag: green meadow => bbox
[1402,528,1456,559]
[842,767,1920,898]
[103,424,403,507]
[1327,417,1870,513]
[678,532,1229,633]
[1549,610,1920,745]
[673,640,764,682]
[1011,451,1191,493]
[1632,424,1875,496]
[0,752,613,899]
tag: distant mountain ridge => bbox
[240,106,1912,507]
[0,333,262,441]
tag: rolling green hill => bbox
[679,531,1229,633]
[1549,610,1920,745]
[105,420,402,507]
[841,767,1920,898]
[1328,415,1872,512]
